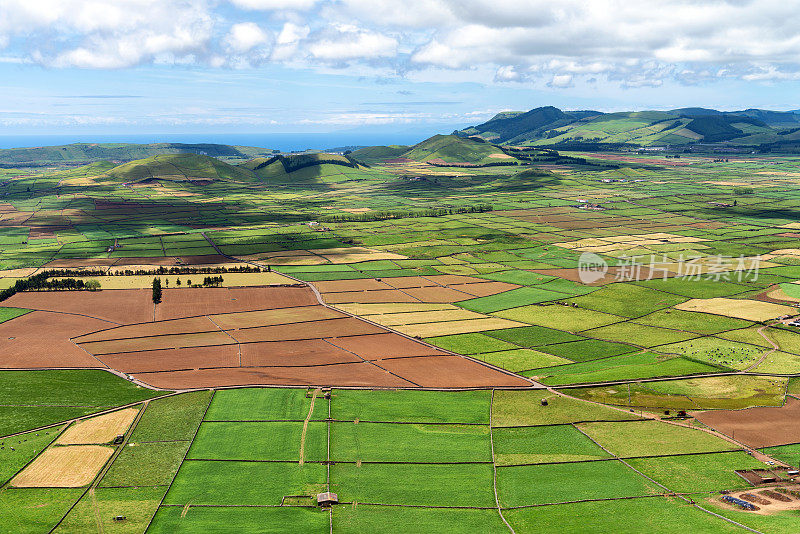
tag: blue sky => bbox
[1,0,799,137]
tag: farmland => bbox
[4,142,800,532]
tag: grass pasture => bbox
[493,425,610,465]
[497,460,661,507]
[577,420,737,457]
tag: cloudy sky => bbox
[1,0,799,135]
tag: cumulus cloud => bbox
[1,0,800,87]
[228,0,318,9]
[548,74,573,88]
[1,0,214,68]
[225,23,270,53]
[307,25,398,61]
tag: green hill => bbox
[459,106,599,145]
[242,152,383,183]
[0,142,274,167]
[459,106,800,147]
[106,154,257,183]
[401,134,516,164]
[349,145,409,164]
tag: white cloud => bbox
[228,0,318,9]
[548,74,573,88]
[1,0,800,87]
[308,26,397,61]
[271,22,310,61]
[1,0,214,68]
[224,23,270,53]
[494,65,524,82]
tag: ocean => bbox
[0,132,437,152]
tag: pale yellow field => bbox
[244,247,406,265]
[56,409,139,445]
[309,247,407,263]
[675,298,795,322]
[367,309,487,326]
[398,317,526,337]
[11,446,114,487]
[555,232,709,252]
[54,271,295,289]
[335,303,453,315]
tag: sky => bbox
[1,0,800,138]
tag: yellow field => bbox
[11,446,114,487]
[57,409,139,445]
[53,271,295,289]
[675,298,795,322]
[397,317,526,337]
[309,247,407,263]
[334,303,453,315]
[555,232,709,252]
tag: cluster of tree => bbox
[425,160,520,168]
[201,276,224,287]
[115,265,261,276]
[0,273,101,302]
[321,204,493,223]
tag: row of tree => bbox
[0,273,101,303]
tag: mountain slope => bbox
[401,134,515,164]
[460,106,800,147]
[0,142,274,166]
[106,154,257,183]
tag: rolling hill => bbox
[0,142,274,167]
[349,145,409,165]
[105,154,257,183]
[399,134,517,164]
[458,106,800,147]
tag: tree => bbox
[85,280,101,291]
[152,277,162,305]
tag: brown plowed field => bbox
[379,355,530,388]
[240,339,364,367]
[693,397,800,448]
[98,345,241,373]
[402,286,474,302]
[532,267,677,285]
[0,311,109,368]
[208,306,344,329]
[448,281,519,297]
[381,276,436,289]
[423,275,489,285]
[155,287,318,320]
[313,279,393,292]
[76,316,219,343]
[4,289,154,323]
[326,333,448,359]
[323,289,420,304]
[80,330,236,355]
[0,286,534,389]
[232,317,384,343]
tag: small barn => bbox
[316,492,338,507]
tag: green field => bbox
[0,370,163,436]
[493,424,610,465]
[6,135,800,532]
[577,420,738,457]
